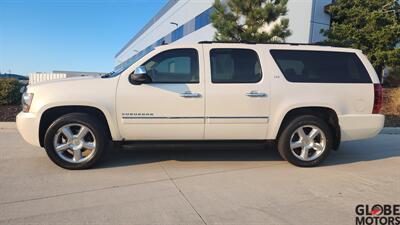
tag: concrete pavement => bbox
[0,125,399,225]
[0,122,16,130]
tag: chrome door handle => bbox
[246,91,267,97]
[180,91,201,98]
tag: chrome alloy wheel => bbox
[53,123,96,163]
[289,125,327,161]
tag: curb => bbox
[0,122,16,130]
[380,127,400,135]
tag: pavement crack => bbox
[0,163,281,207]
[172,163,285,181]
[159,162,208,225]
[0,178,170,206]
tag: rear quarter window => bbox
[270,50,372,83]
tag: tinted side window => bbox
[142,49,199,83]
[270,50,372,83]
[210,49,262,83]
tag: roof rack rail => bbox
[198,40,256,44]
[198,41,332,47]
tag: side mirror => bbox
[129,66,152,85]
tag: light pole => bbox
[170,22,178,28]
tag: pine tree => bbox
[322,0,400,81]
[211,0,291,43]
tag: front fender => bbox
[37,102,122,141]
[27,77,122,142]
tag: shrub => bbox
[382,88,400,116]
[383,67,400,88]
[0,78,22,105]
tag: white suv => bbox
[17,42,385,169]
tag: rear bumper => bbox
[16,112,41,147]
[339,114,385,141]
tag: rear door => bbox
[203,45,270,139]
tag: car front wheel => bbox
[44,113,109,169]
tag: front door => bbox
[203,46,270,139]
[116,47,205,140]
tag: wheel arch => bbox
[270,106,341,150]
[38,105,118,147]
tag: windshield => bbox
[101,66,126,78]
[103,46,156,78]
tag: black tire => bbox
[44,113,110,169]
[277,115,333,167]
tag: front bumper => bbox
[339,114,385,141]
[16,112,41,147]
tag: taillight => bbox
[373,84,383,114]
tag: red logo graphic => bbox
[370,205,383,216]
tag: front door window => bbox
[142,49,199,83]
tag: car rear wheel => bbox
[277,115,333,167]
[44,113,109,169]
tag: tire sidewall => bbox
[278,115,333,167]
[44,113,108,170]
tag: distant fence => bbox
[29,73,67,85]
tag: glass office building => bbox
[115,0,332,71]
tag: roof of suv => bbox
[153,41,362,54]
[198,40,328,46]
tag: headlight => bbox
[22,93,34,113]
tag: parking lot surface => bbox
[0,125,399,225]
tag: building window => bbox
[155,38,165,47]
[195,8,213,30]
[171,26,184,42]
[145,46,154,54]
